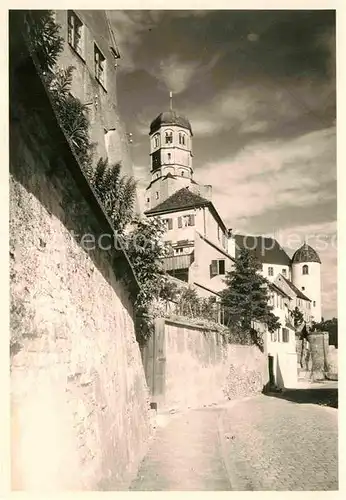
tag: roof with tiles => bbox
[234,234,291,266]
[145,187,210,215]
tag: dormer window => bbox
[165,131,173,144]
[302,264,309,275]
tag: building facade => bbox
[143,106,322,323]
[54,10,135,182]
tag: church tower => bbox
[291,243,322,323]
[145,95,195,210]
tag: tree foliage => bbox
[221,248,280,333]
[126,216,170,316]
[312,317,338,347]
[291,306,304,330]
[25,10,63,72]
[46,66,95,170]
[90,158,137,233]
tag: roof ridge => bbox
[145,186,211,215]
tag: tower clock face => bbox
[152,150,161,169]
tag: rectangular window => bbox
[155,192,159,200]
[181,214,195,227]
[178,217,182,228]
[164,218,173,230]
[268,267,274,276]
[68,11,84,57]
[211,259,225,276]
[282,268,287,276]
[282,328,289,343]
[94,44,106,88]
[313,301,316,307]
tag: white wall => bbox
[265,289,297,388]
[261,263,291,281]
[190,232,234,296]
[292,262,321,322]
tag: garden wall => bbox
[10,34,151,491]
[141,318,268,411]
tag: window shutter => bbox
[211,260,218,276]
[168,218,173,230]
[189,214,195,226]
[218,259,225,275]
[178,217,182,228]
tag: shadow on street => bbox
[263,387,338,409]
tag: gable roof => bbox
[280,275,311,301]
[146,187,209,213]
[145,187,227,232]
[234,234,291,266]
[269,281,292,298]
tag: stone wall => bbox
[10,37,151,491]
[141,318,268,411]
[328,346,338,377]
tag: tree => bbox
[126,216,170,319]
[312,317,338,347]
[221,248,280,333]
[292,306,304,330]
[91,158,137,233]
[25,10,64,72]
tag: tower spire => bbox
[169,91,173,111]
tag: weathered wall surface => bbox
[328,346,338,376]
[10,83,151,489]
[142,318,268,411]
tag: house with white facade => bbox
[144,109,234,298]
[143,105,323,388]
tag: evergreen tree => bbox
[221,248,280,333]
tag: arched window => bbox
[302,264,309,275]
[181,171,184,177]
[179,132,186,146]
[167,153,171,163]
[165,131,173,144]
[153,134,160,148]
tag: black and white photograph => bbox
[8,4,338,491]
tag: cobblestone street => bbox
[130,389,338,491]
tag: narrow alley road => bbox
[130,391,338,491]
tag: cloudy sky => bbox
[110,10,336,318]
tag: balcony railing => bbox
[162,254,194,272]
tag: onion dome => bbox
[150,110,192,135]
[292,243,321,264]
